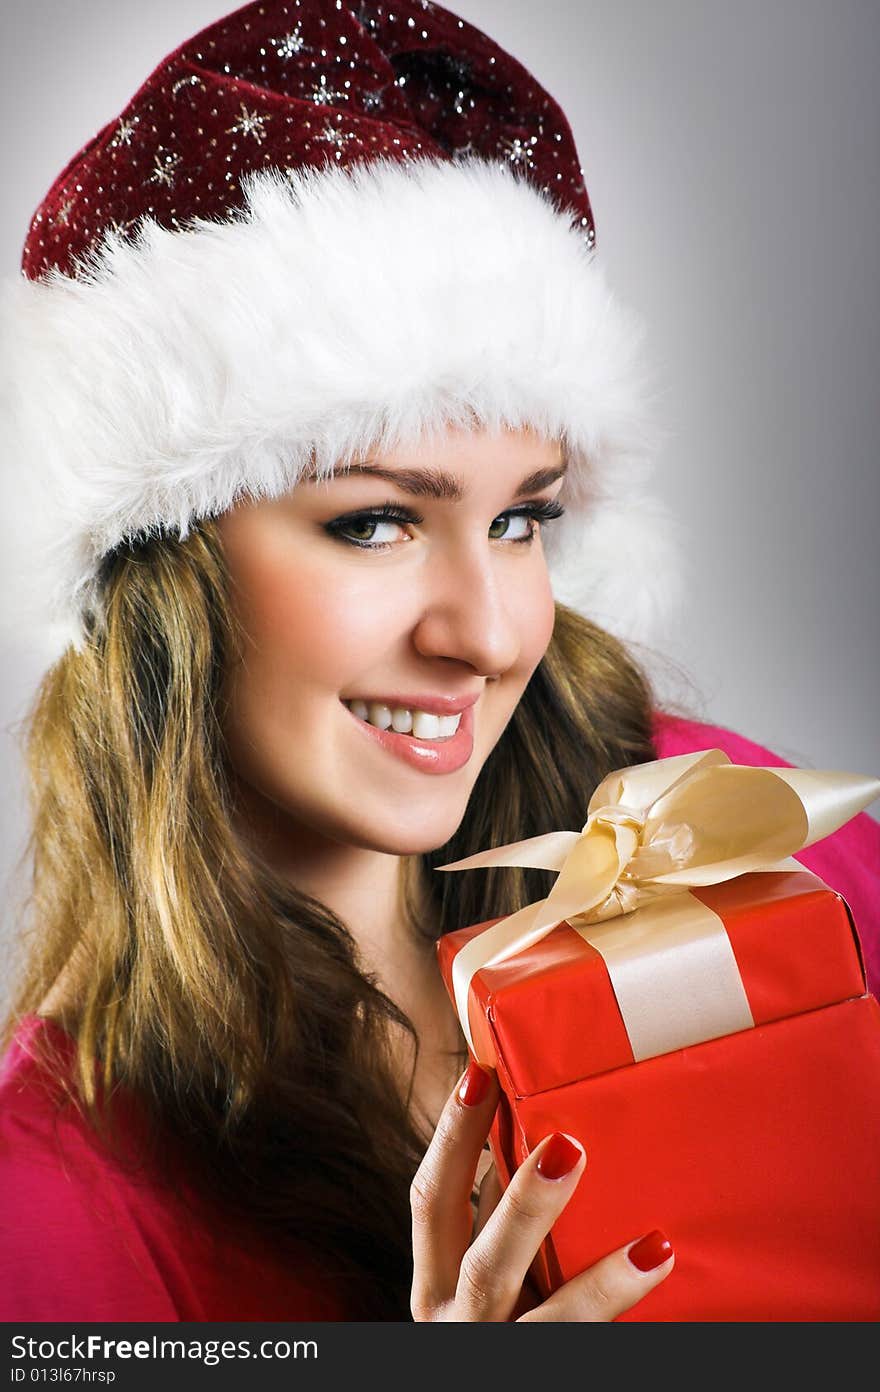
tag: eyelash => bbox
[324,499,567,550]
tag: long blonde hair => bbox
[3,520,658,1318]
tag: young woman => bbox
[1,0,877,1322]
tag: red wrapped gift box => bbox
[437,869,880,1321]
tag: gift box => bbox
[435,750,880,1321]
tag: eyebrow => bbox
[334,460,569,501]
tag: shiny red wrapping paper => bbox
[436,870,880,1320]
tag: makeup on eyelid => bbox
[323,498,566,549]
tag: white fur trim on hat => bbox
[0,156,681,667]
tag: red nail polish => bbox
[628,1229,674,1272]
[536,1132,584,1179]
[457,1060,492,1107]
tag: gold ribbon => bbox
[437,748,880,1065]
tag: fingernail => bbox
[457,1060,492,1107]
[536,1132,585,1180]
[628,1229,674,1272]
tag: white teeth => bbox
[412,710,441,740]
[367,702,392,730]
[345,701,463,740]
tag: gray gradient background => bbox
[1,0,878,991]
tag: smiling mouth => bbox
[341,699,461,742]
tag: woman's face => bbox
[216,425,564,856]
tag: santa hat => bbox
[1,0,680,668]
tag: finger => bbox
[454,1130,587,1322]
[473,1160,502,1240]
[516,1229,675,1323]
[410,1059,499,1318]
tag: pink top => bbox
[1,713,877,1322]
[0,1014,347,1322]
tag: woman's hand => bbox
[410,1060,674,1322]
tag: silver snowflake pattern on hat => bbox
[362,87,384,112]
[499,136,537,169]
[54,197,75,227]
[271,26,307,59]
[149,151,182,187]
[112,117,137,148]
[311,80,348,106]
[227,104,271,144]
[317,121,357,150]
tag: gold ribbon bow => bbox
[437,748,880,1065]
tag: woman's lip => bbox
[341,700,475,775]
[341,691,481,717]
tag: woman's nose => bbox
[410,545,523,675]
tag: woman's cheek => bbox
[236,555,378,680]
[519,562,557,668]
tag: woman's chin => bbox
[346,807,470,859]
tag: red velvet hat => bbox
[2,0,679,664]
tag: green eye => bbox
[342,517,381,541]
[325,506,415,549]
[488,513,533,541]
